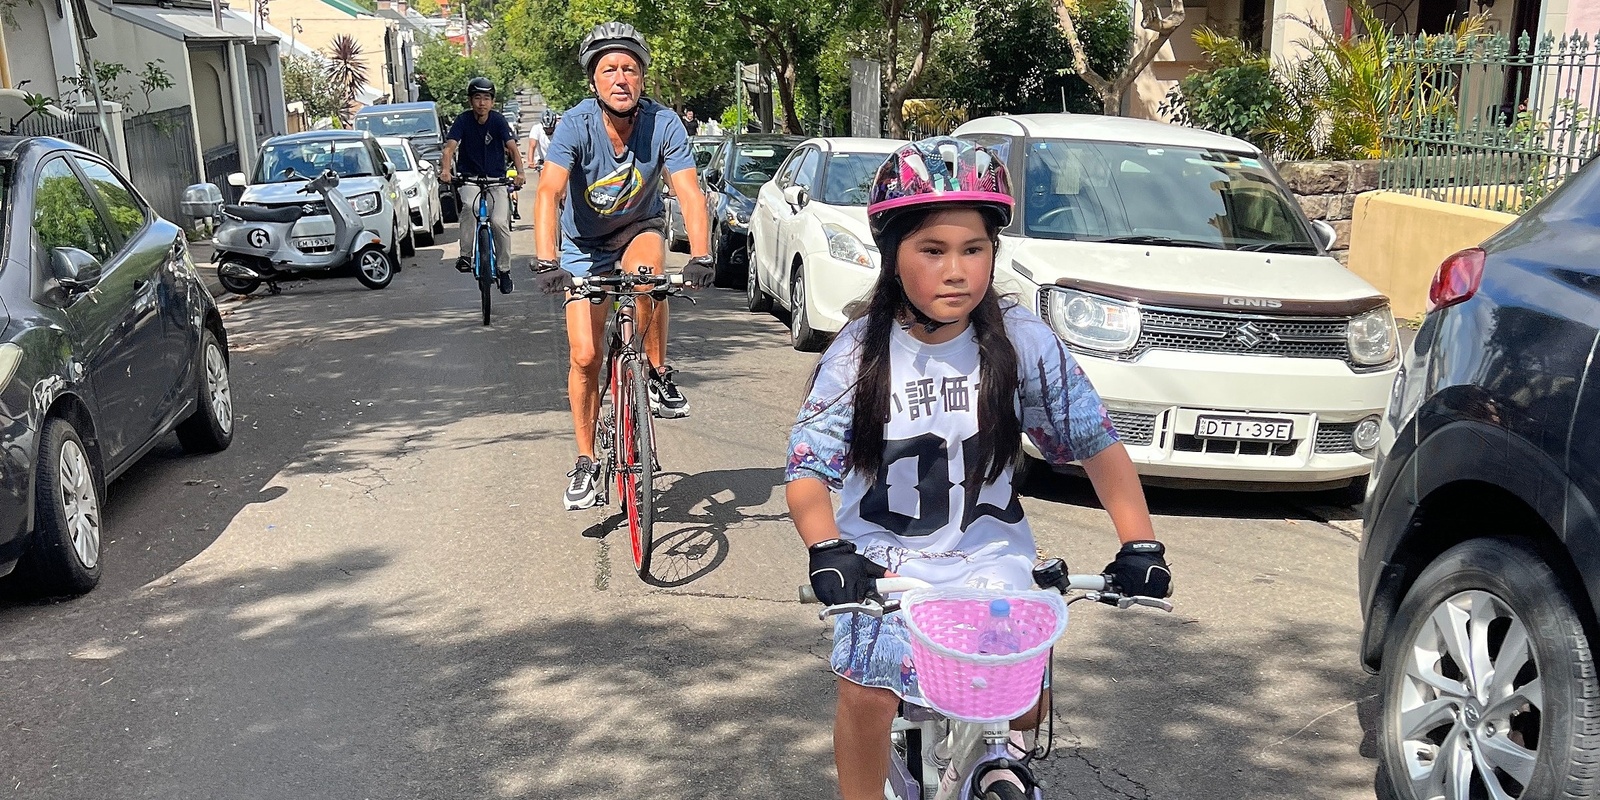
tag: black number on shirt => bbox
[859,433,1024,537]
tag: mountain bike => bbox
[802,560,1172,800]
[568,270,690,580]
[452,175,512,325]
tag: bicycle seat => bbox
[223,204,304,224]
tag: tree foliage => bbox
[282,54,345,120]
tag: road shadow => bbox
[0,545,1378,799]
[581,466,786,588]
[1019,462,1365,525]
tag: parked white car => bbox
[378,136,444,245]
[951,114,1398,494]
[231,130,412,260]
[748,137,906,351]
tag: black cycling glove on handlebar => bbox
[808,539,887,606]
[533,259,569,295]
[1103,540,1172,599]
[682,255,716,289]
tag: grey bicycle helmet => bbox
[467,76,495,98]
[541,109,558,130]
[578,21,651,75]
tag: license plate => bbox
[1194,415,1294,442]
[296,236,333,249]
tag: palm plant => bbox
[325,34,369,124]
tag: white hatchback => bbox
[747,137,907,351]
[952,114,1399,493]
[377,136,444,244]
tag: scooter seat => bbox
[223,204,304,224]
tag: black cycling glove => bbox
[682,255,716,289]
[1103,540,1172,599]
[808,539,887,606]
[533,260,569,295]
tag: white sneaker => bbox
[564,456,601,510]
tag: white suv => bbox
[952,114,1399,493]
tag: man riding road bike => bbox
[528,110,557,171]
[533,21,716,511]
[441,76,525,294]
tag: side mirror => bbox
[181,183,224,219]
[227,172,248,188]
[1310,219,1338,250]
[782,185,809,209]
[383,162,396,177]
[51,247,103,292]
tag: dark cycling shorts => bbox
[560,216,667,278]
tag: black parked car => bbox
[700,134,803,288]
[0,137,233,597]
[1359,160,1600,799]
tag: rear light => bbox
[1428,248,1486,312]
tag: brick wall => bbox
[1277,160,1380,265]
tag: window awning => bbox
[105,3,280,42]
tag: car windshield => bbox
[1021,139,1315,251]
[820,152,890,206]
[690,140,719,170]
[731,142,795,194]
[355,111,439,138]
[254,140,378,183]
[382,144,414,171]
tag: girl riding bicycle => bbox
[784,138,1173,800]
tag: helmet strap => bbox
[895,277,951,334]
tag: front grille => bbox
[1315,422,1358,454]
[1108,410,1157,447]
[1135,308,1349,362]
[1173,434,1299,457]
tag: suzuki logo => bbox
[302,204,319,215]
[1234,322,1274,348]
[1223,296,1284,309]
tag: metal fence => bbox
[12,110,112,160]
[124,106,201,223]
[1380,32,1600,213]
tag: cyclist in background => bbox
[785,138,1172,800]
[532,21,717,511]
[441,76,525,293]
[529,109,557,171]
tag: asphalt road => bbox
[0,169,1383,799]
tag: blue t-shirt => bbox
[446,110,514,178]
[546,98,695,249]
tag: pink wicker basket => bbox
[901,588,1069,723]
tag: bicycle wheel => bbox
[477,225,494,326]
[619,356,656,578]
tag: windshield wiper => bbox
[1090,234,1223,249]
[341,172,375,178]
[1234,241,1320,253]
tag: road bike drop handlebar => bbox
[797,558,1174,618]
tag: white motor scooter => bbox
[186,170,393,295]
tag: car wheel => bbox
[1376,537,1600,800]
[713,234,742,289]
[15,418,102,596]
[175,328,234,454]
[399,218,416,257]
[355,247,394,289]
[442,190,459,224]
[790,268,827,352]
[746,257,772,313]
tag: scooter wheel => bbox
[354,247,394,290]
[217,263,261,296]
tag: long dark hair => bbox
[839,206,1020,486]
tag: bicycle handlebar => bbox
[797,570,1173,618]
[446,175,515,187]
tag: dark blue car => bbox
[1359,158,1600,798]
[0,137,232,597]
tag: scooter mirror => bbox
[227,172,248,188]
[51,247,103,292]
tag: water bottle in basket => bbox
[975,599,1022,655]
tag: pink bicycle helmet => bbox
[868,137,1013,238]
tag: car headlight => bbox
[1347,306,1398,366]
[0,343,21,387]
[404,185,418,197]
[726,205,751,227]
[1043,288,1141,353]
[349,192,381,215]
[823,224,873,268]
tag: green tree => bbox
[326,34,370,122]
[1055,0,1184,114]
[282,54,344,120]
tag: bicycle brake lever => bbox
[819,601,885,621]
[1116,596,1174,612]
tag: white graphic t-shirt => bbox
[787,304,1119,588]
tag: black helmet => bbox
[578,21,651,75]
[541,109,557,129]
[467,76,495,99]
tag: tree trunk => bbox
[1055,0,1185,116]
[777,41,802,134]
[885,6,933,139]
[883,0,903,138]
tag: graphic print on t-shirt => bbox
[585,159,647,216]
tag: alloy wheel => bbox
[58,439,100,569]
[205,342,233,436]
